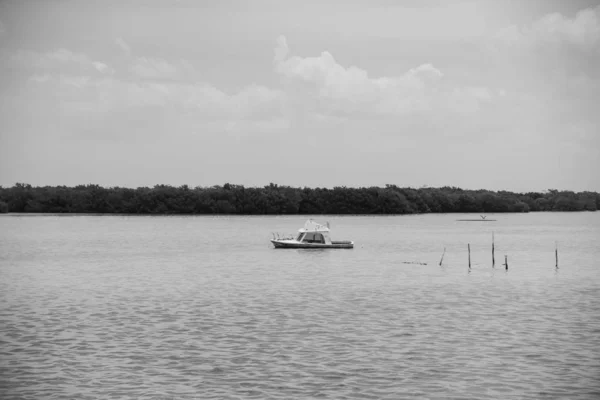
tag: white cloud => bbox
[406,64,444,80]
[115,37,131,55]
[490,6,600,123]
[27,72,283,121]
[59,75,92,89]
[93,62,110,74]
[130,57,194,80]
[445,87,493,114]
[14,35,498,141]
[531,6,600,49]
[496,6,600,50]
[11,48,114,75]
[274,35,491,117]
[14,43,282,122]
[29,74,50,83]
[274,35,289,63]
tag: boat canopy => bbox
[299,219,330,233]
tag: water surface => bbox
[1,213,599,399]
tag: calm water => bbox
[1,213,599,399]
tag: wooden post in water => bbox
[492,232,495,267]
[468,244,471,269]
[555,242,558,269]
[439,247,446,266]
[504,255,508,270]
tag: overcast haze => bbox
[0,0,599,192]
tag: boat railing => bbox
[272,232,295,240]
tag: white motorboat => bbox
[270,219,354,249]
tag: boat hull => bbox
[271,240,354,249]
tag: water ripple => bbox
[1,214,600,399]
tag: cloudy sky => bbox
[0,0,598,192]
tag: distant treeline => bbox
[0,183,598,214]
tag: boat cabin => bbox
[296,220,332,245]
[270,219,353,249]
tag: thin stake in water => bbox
[468,243,471,269]
[492,232,495,267]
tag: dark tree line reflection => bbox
[0,183,598,214]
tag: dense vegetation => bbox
[0,183,598,214]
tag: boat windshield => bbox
[302,232,325,243]
[296,233,304,241]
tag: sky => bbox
[0,0,599,192]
